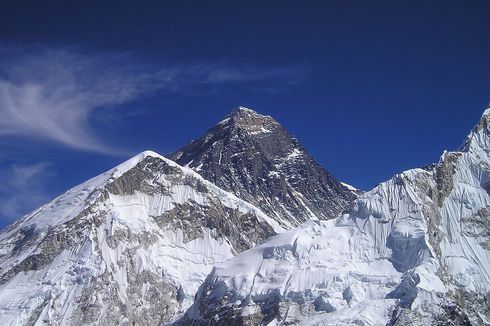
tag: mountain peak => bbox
[178,106,490,326]
[0,142,285,325]
[170,106,357,227]
[230,106,260,116]
[460,106,490,153]
[219,106,262,123]
[477,104,490,124]
[111,150,176,179]
[217,106,278,135]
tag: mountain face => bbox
[0,151,284,325]
[170,107,357,228]
[177,109,490,326]
[1,106,488,326]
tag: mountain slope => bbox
[0,151,284,325]
[170,107,357,228]
[177,108,490,326]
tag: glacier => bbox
[0,106,488,326]
[177,109,490,325]
[0,151,284,325]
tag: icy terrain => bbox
[178,109,490,325]
[0,151,283,325]
[0,107,488,326]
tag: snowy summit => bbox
[0,106,488,326]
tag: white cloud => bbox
[0,45,302,154]
[0,47,168,154]
[0,162,51,223]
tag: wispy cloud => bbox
[202,65,300,84]
[0,46,170,154]
[0,45,302,154]
[0,162,51,224]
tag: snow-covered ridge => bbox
[340,181,363,195]
[1,150,282,236]
[2,106,488,326]
[0,149,284,325]
[178,168,440,325]
[0,150,167,236]
[177,108,490,325]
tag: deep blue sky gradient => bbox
[0,0,489,227]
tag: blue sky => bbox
[0,0,489,227]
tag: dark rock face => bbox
[105,156,277,253]
[170,107,357,228]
